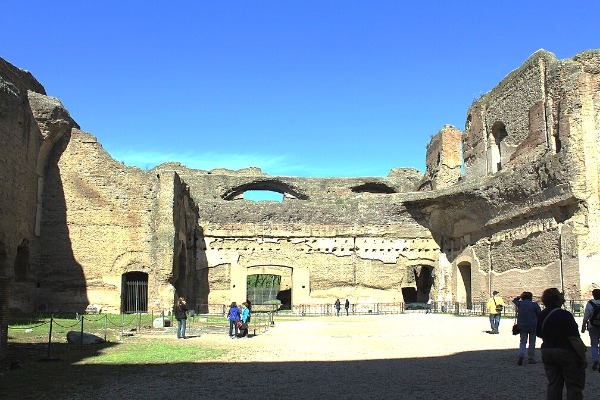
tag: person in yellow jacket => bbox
[487,290,505,334]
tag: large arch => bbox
[221,179,309,201]
[245,265,293,309]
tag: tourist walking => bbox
[240,302,251,338]
[175,297,188,339]
[512,291,541,365]
[426,298,433,314]
[227,302,241,338]
[345,299,350,316]
[582,288,600,372]
[334,298,341,316]
[486,290,505,334]
[537,288,587,400]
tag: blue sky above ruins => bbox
[2,1,599,177]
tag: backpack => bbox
[589,301,600,327]
[493,297,503,313]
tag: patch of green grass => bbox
[78,341,227,364]
[5,330,229,399]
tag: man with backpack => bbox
[582,288,600,371]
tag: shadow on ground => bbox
[2,344,599,400]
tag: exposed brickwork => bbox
[0,49,599,338]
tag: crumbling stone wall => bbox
[195,232,438,306]
[36,129,199,313]
[462,50,557,178]
[420,49,600,301]
[0,59,43,364]
[0,63,41,291]
[420,125,462,190]
[2,49,599,324]
[150,164,443,306]
[0,58,78,363]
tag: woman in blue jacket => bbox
[227,302,241,338]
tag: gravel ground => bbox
[73,313,599,400]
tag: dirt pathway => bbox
[73,314,600,400]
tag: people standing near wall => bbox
[240,302,251,338]
[345,299,350,316]
[175,297,188,339]
[486,290,505,334]
[512,291,541,365]
[537,288,587,400]
[227,302,241,339]
[334,299,341,317]
[581,288,600,371]
[426,298,433,314]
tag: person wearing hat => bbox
[486,290,505,334]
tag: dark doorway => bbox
[458,262,473,308]
[14,239,30,282]
[276,289,291,310]
[122,271,148,313]
[402,287,418,303]
[413,265,434,302]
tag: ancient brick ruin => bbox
[1,49,599,344]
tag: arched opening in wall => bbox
[414,265,434,302]
[457,262,472,309]
[14,239,30,282]
[350,182,396,194]
[247,273,292,310]
[121,271,148,313]
[490,122,508,173]
[244,190,284,202]
[222,180,308,201]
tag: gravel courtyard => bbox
[77,313,599,400]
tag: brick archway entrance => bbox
[246,265,293,309]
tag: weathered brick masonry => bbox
[0,50,599,362]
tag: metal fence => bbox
[123,280,148,313]
[279,299,591,317]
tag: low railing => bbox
[283,299,591,317]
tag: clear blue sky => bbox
[2,1,598,177]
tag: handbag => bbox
[512,323,520,335]
[236,321,242,328]
[567,335,588,366]
[512,303,520,335]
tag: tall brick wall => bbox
[36,130,199,313]
[1,48,599,325]
[0,58,63,365]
